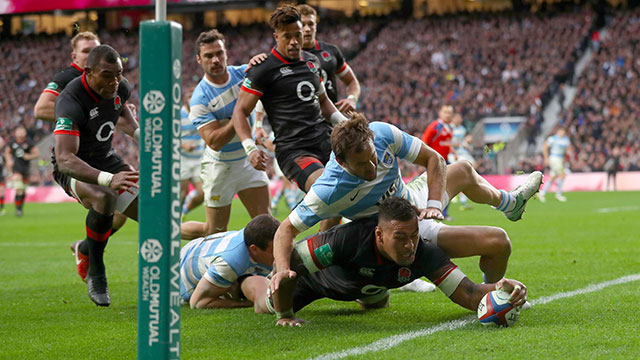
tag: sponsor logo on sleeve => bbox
[313,243,334,267]
[55,117,73,131]
[45,82,59,91]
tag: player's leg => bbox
[434,225,511,283]
[0,181,5,216]
[186,180,204,213]
[72,180,119,306]
[555,171,567,202]
[237,186,270,218]
[445,161,542,221]
[12,173,26,217]
[180,178,190,205]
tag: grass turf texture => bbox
[1,191,639,359]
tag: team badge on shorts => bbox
[114,95,122,110]
[321,51,332,61]
[398,267,411,283]
[306,61,318,73]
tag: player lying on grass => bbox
[271,113,543,294]
[179,214,279,309]
[257,197,527,326]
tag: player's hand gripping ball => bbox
[477,290,520,327]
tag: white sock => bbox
[494,190,517,212]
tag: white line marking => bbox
[310,273,640,360]
[595,205,640,214]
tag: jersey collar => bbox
[271,47,303,64]
[70,62,83,72]
[81,73,101,103]
[314,40,320,50]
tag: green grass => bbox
[1,191,639,359]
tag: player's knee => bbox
[92,188,118,211]
[487,227,511,258]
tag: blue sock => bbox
[556,179,564,195]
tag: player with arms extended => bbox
[52,45,140,306]
[256,197,527,326]
[271,114,542,294]
[232,4,348,193]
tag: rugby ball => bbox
[477,290,520,327]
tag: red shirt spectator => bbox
[422,105,454,160]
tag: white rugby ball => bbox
[477,289,520,327]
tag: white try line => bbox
[595,205,640,214]
[310,273,640,360]
[0,241,138,247]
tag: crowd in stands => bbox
[558,9,640,172]
[3,6,640,187]
[349,10,594,139]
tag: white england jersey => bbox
[547,135,570,159]
[289,122,422,232]
[180,106,205,160]
[190,65,255,162]
[179,230,272,301]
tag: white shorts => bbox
[549,157,565,177]
[180,156,202,182]
[405,172,450,244]
[201,156,269,207]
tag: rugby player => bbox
[232,4,347,193]
[180,29,270,240]
[258,197,528,326]
[52,45,139,306]
[180,214,278,309]
[271,113,543,294]
[4,126,39,217]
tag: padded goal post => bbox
[138,20,182,360]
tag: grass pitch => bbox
[1,191,639,359]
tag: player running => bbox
[538,126,571,202]
[52,45,140,306]
[4,126,39,217]
[232,4,347,193]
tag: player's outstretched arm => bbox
[190,277,252,309]
[232,90,269,170]
[448,277,527,311]
[271,217,302,292]
[34,91,57,122]
[414,143,446,220]
[24,145,40,161]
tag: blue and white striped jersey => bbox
[546,135,570,158]
[189,65,255,162]
[180,106,205,159]
[289,122,422,232]
[179,230,272,301]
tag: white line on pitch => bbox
[595,205,640,213]
[310,273,640,360]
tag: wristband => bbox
[133,128,140,141]
[97,171,114,187]
[255,120,263,128]
[347,94,357,104]
[275,309,294,319]
[427,200,443,211]
[241,138,258,155]
[330,111,347,126]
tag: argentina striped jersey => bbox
[179,230,272,301]
[289,122,422,231]
[547,135,570,159]
[189,65,255,162]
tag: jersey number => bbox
[296,81,316,102]
[96,122,116,142]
